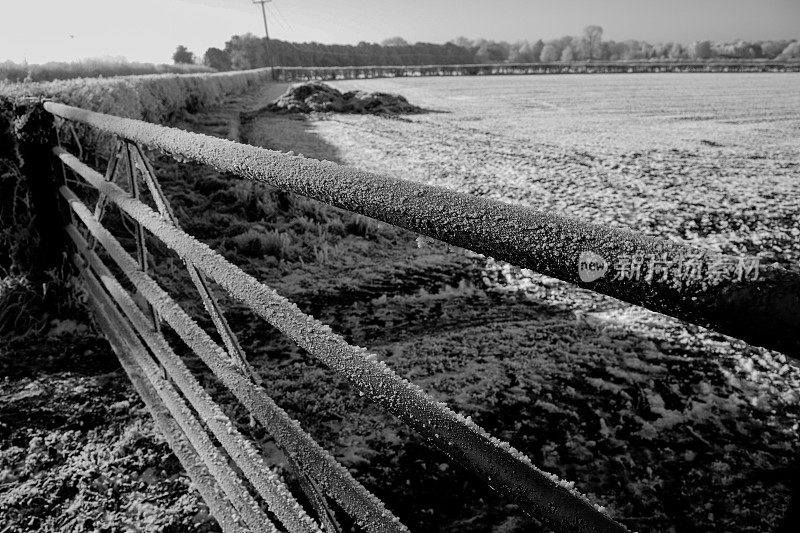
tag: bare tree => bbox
[690,41,712,60]
[778,41,800,59]
[540,44,559,62]
[668,42,686,60]
[582,25,604,60]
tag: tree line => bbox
[454,27,800,63]
[200,36,473,70]
[189,26,800,70]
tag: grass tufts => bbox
[231,229,293,259]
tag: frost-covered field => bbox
[246,74,800,532]
[318,74,800,269]
[2,75,799,533]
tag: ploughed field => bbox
[2,74,799,533]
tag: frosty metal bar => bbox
[78,264,276,533]
[79,267,251,533]
[122,143,148,280]
[57,147,627,533]
[91,138,121,227]
[128,141,252,374]
[69,227,322,533]
[44,102,800,358]
[60,185,410,533]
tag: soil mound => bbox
[267,82,422,114]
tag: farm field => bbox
[237,73,800,532]
[2,73,800,533]
[315,74,800,268]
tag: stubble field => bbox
[3,73,800,533]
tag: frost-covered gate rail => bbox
[42,101,800,533]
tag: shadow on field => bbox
[14,94,788,533]
[239,106,454,162]
[241,109,345,164]
[181,105,798,533]
[268,284,799,533]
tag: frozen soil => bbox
[3,74,800,533]
[0,305,221,532]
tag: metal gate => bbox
[42,101,800,533]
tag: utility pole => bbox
[252,0,273,71]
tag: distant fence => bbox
[273,60,800,81]
[25,99,800,533]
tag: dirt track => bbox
[2,76,800,532]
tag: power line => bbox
[268,1,294,33]
[251,0,272,68]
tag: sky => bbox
[1,0,798,64]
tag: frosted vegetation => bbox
[0,68,272,122]
[205,27,800,71]
[2,74,799,533]
[0,59,213,84]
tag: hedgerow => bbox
[0,68,272,306]
[0,59,213,84]
[0,67,271,122]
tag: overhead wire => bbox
[236,1,472,65]
[267,1,294,32]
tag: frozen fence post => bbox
[13,98,66,277]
